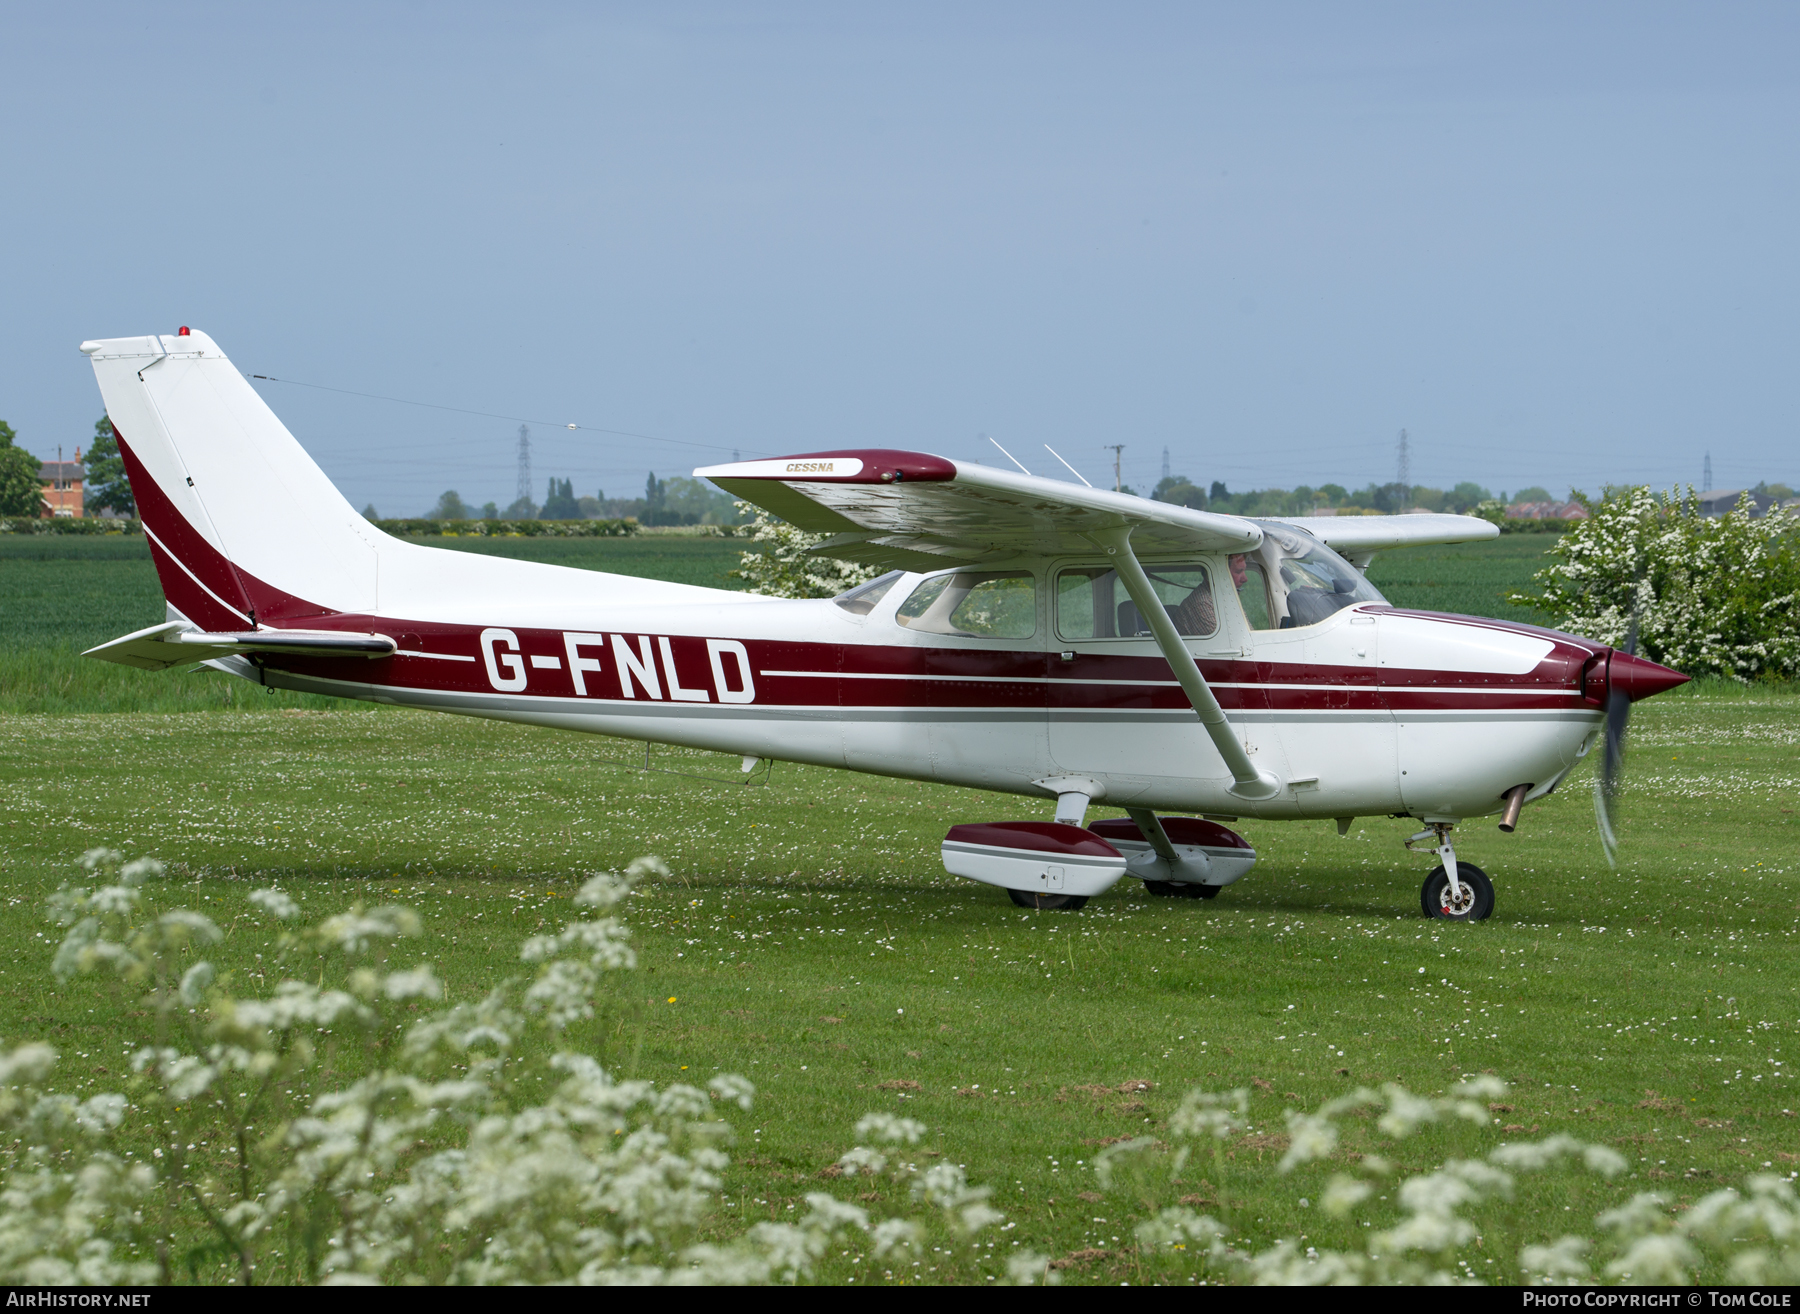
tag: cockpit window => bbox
[1056,564,1218,639]
[896,571,1037,638]
[833,571,904,615]
[1242,524,1387,630]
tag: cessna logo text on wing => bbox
[78,328,1687,919]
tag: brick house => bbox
[39,448,83,518]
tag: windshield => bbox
[1241,523,1387,630]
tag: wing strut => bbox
[1101,527,1283,802]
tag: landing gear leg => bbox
[1407,823,1495,921]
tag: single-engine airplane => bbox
[80,329,1688,918]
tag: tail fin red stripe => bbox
[116,427,327,629]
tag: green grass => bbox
[2,690,1796,1282]
[0,535,749,714]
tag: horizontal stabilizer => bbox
[84,621,397,671]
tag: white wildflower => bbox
[1320,1174,1373,1218]
[1168,1087,1249,1140]
[1004,1249,1058,1285]
[1376,1083,1439,1137]
[381,966,443,1001]
[707,1074,754,1112]
[1606,1232,1699,1285]
[836,1146,888,1176]
[1520,1235,1592,1284]
[179,961,215,1005]
[119,857,165,884]
[853,1112,926,1146]
[1094,1136,1158,1188]
[249,888,300,920]
[1278,1111,1338,1173]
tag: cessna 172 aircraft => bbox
[81,329,1687,919]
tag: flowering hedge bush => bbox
[729,504,883,599]
[1513,487,1800,680]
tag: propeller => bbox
[1593,616,1638,868]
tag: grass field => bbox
[6,526,1798,1283]
[2,685,1796,1282]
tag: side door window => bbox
[1054,564,1218,640]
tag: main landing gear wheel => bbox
[1144,881,1219,900]
[1421,864,1494,921]
[1007,889,1089,911]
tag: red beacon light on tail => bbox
[177,327,190,336]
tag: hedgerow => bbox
[1513,487,1800,680]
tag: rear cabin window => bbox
[895,571,1037,638]
[1055,564,1218,640]
[833,571,904,615]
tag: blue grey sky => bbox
[3,2,1795,512]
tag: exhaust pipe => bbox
[1497,784,1529,833]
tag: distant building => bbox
[1505,501,1588,520]
[39,449,83,518]
[1696,488,1777,519]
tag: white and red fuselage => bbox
[81,330,1686,904]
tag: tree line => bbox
[399,471,749,527]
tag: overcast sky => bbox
[3,2,1795,512]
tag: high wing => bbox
[84,621,397,671]
[694,450,1262,570]
[1278,512,1499,567]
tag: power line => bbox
[244,371,753,457]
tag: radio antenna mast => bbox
[516,425,532,507]
[1396,429,1411,506]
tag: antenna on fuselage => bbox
[986,435,1033,476]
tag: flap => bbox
[84,621,397,671]
[696,449,1262,566]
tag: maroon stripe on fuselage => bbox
[250,623,1600,714]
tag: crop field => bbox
[5,526,1797,1283]
[0,534,749,713]
[1363,533,1560,629]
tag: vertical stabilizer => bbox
[81,331,380,626]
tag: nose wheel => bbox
[1406,822,1495,921]
[1421,864,1494,920]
